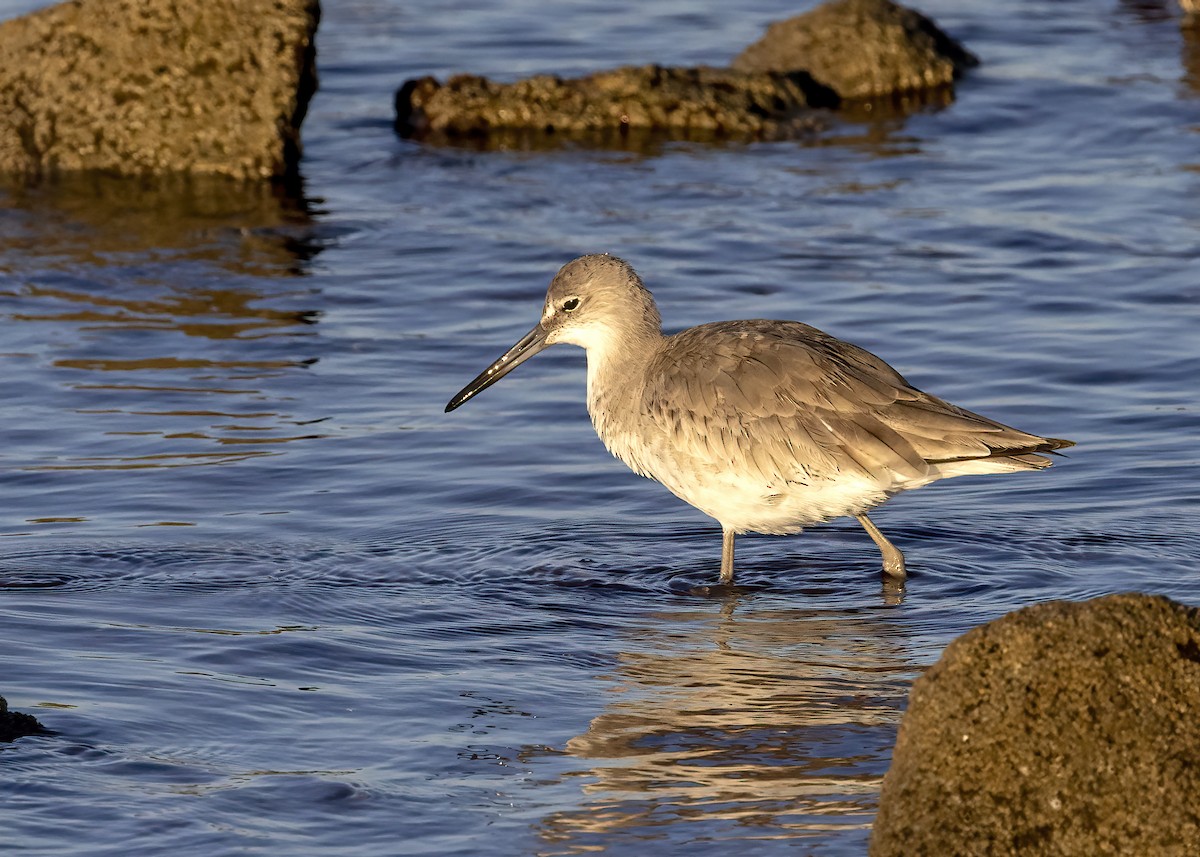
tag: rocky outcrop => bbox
[396,66,839,145]
[872,593,1200,856]
[733,0,978,101]
[396,0,973,148]
[0,0,320,180]
[1,696,49,742]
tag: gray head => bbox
[445,254,662,412]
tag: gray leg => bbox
[856,513,907,579]
[720,528,736,584]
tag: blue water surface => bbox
[2,1,1199,854]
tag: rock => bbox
[0,0,320,180]
[872,593,1200,856]
[395,0,973,149]
[733,0,977,101]
[1,695,49,742]
[396,65,839,146]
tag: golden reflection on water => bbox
[0,174,315,277]
[56,358,299,371]
[1183,18,1200,95]
[539,600,915,852]
[13,283,319,340]
[2,175,326,478]
[29,451,280,471]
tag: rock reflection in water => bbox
[0,173,318,277]
[1183,18,1200,94]
[6,281,324,471]
[539,599,915,852]
[0,173,328,477]
[15,283,320,341]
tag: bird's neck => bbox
[584,320,663,463]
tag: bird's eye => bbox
[562,297,580,312]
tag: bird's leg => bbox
[856,513,907,579]
[720,528,736,584]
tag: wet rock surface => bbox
[872,593,1200,857]
[733,0,978,101]
[1,696,49,742]
[396,65,839,146]
[396,0,973,148]
[0,0,320,180]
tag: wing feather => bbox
[641,319,1068,489]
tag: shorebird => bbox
[445,254,1073,584]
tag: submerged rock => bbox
[872,593,1200,856]
[0,0,320,180]
[396,0,973,149]
[733,0,978,101]
[396,65,839,145]
[1,696,49,742]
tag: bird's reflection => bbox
[536,596,916,852]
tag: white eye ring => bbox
[562,297,580,312]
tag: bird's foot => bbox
[882,556,907,580]
[689,582,741,599]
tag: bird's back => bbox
[597,318,1070,533]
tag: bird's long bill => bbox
[444,323,550,412]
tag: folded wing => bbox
[642,320,1072,490]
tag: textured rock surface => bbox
[0,0,320,179]
[872,593,1200,857]
[396,0,973,147]
[1,696,49,742]
[733,0,977,101]
[397,65,838,144]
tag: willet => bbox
[446,254,1073,584]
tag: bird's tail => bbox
[930,437,1074,477]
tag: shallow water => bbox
[2,0,1199,854]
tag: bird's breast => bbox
[587,381,658,478]
[583,352,896,533]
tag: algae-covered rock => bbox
[733,0,977,101]
[397,65,838,145]
[871,593,1200,857]
[396,0,975,149]
[0,0,320,180]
